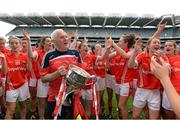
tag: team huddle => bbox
[0,23,180,119]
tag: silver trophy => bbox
[64,65,95,102]
[54,64,96,119]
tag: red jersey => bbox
[0,48,10,79]
[35,50,46,79]
[94,58,106,78]
[5,51,28,90]
[108,56,117,75]
[81,53,96,75]
[29,49,47,80]
[81,53,96,89]
[133,69,140,80]
[0,58,4,87]
[29,49,41,79]
[136,52,168,89]
[40,49,81,102]
[31,59,40,79]
[37,49,46,66]
[1,48,10,54]
[114,49,134,84]
[21,49,41,80]
[169,55,180,94]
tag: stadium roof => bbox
[1,13,180,28]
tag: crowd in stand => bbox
[0,23,180,119]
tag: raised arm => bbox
[112,40,132,58]
[96,38,112,62]
[128,39,142,68]
[69,32,79,49]
[151,56,180,118]
[83,37,88,43]
[0,52,7,76]
[96,47,111,62]
[151,23,166,39]
[23,31,32,71]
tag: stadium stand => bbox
[0,13,180,46]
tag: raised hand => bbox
[105,37,113,49]
[23,31,31,41]
[158,23,166,31]
[58,66,67,76]
[153,50,164,57]
[0,52,5,59]
[84,37,88,42]
[134,38,142,51]
[150,56,170,80]
[68,32,79,40]
[152,50,164,64]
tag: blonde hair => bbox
[0,37,6,41]
[40,36,51,49]
[165,40,177,48]
[165,40,178,55]
[145,37,160,53]
[8,36,21,43]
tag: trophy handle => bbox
[64,86,75,99]
[84,75,97,86]
[89,75,96,79]
[63,85,81,107]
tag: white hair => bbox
[50,29,64,40]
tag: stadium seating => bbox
[7,26,180,46]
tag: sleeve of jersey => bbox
[135,53,143,65]
[40,67,50,76]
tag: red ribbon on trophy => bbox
[73,92,88,119]
[92,78,99,120]
[53,76,67,119]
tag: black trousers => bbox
[46,101,73,119]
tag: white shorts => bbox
[105,74,116,90]
[133,88,161,111]
[29,78,37,87]
[6,82,30,102]
[162,91,173,111]
[0,86,3,96]
[37,79,49,98]
[81,89,92,100]
[96,77,106,91]
[115,82,130,96]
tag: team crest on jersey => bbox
[15,60,20,65]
